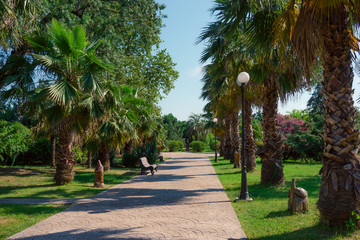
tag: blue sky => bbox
[157,0,360,121]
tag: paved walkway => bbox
[7,152,247,240]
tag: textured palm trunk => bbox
[87,151,92,169]
[99,143,110,171]
[230,111,241,167]
[260,80,284,185]
[50,134,56,168]
[220,134,225,157]
[244,99,256,171]
[317,7,360,227]
[223,116,233,162]
[124,139,133,153]
[54,123,75,185]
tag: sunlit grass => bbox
[211,157,360,240]
[0,165,138,199]
[0,204,67,240]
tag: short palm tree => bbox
[27,19,111,185]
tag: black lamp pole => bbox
[214,122,218,162]
[238,83,251,200]
[235,72,252,202]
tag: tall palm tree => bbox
[27,19,111,185]
[282,0,360,227]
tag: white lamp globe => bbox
[213,118,218,123]
[237,72,250,86]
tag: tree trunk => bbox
[260,80,284,185]
[54,122,75,185]
[50,134,56,168]
[87,151,92,168]
[230,111,240,167]
[223,116,233,162]
[124,139,133,153]
[99,143,110,171]
[244,99,256,171]
[220,134,225,157]
[317,7,360,227]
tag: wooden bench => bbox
[139,157,158,175]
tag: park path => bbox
[7,152,247,240]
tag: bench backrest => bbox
[139,157,150,168]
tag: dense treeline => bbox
[0,1,178,184]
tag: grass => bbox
[0,204,67,240]
[0,165,138,198]
[211,157,360,240]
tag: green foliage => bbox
[190,141,206,152]
[167,140,184,152]
[282,111,324,162]
[16,136,51,165]
[73,145,87,164]
[0,120,31,165]
[209,139,220,151]
[345,211,360,231]
[162,114,186,140]
[122,139,159,167]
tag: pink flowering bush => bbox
[277,114,310,138]
[277,113,323,161]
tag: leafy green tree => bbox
[0,120,30,165]
[163,114,186,141]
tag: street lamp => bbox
[235,72,253,201]
[213,118,218,162]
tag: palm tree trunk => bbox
[50,134,56,168]
[220,134,225,157]
[317,7,360,227]
[99,143,110,171]
[230,111,240,167]
[224,115,233,162]
[54,122,75,185]
[260,80,284,185]
[87,151,92,168]
[244,99,256,171]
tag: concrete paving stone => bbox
[6,152,247,240]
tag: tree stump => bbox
[234,151,241,168]
[288,179,309,212]
[94,160,104,188]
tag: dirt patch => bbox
[0,167,41,177]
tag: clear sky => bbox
[157,0,360,121]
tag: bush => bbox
[122,138,159,167]
[190,141,206,152]
[209,139,220,151]
[73,145,87,164]
[0,120,31,165]
[167,140,184,152]
[17,137,51,165]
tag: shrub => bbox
[209,139,220,151]
[16,136,51,165]
[0,120,31,165]
[122,138,159,167]
[190,141,206,152]
[73,145,87,164]
[167,140,184,152]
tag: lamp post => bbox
[213,118,218,162]
[236,72,252,201]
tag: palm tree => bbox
[187,113,205,142]
[26,19,111,185]
[282,0,360,227]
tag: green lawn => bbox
[0,204,67,240]
[0,165,138,199]
[211,157,360,240]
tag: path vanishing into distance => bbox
[7,152,247,240]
